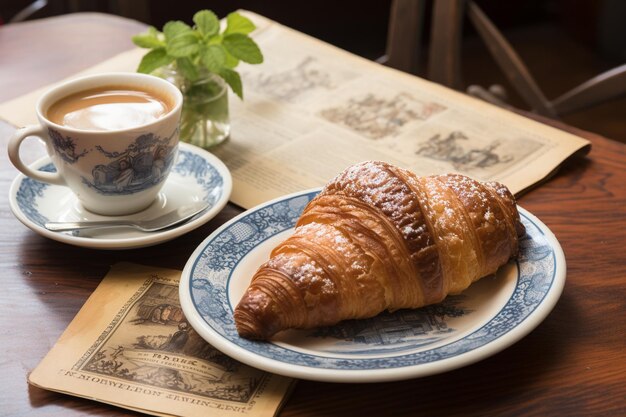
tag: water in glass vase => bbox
[157,67,230,149]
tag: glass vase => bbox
[156,66,230,149]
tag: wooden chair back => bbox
[379,0,626,118]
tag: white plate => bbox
[9,142,232,250]
[180,189,566,382]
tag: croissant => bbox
[234,161,525,340]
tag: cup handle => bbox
[8,125,66,186]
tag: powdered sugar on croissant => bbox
[234,161,525,340]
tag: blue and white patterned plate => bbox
[9,143,232,250]
[180,189,565,382]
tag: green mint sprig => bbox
[132,10,263,99]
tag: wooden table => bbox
[1,13,624,417]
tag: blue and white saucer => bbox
[9,142,232,250]
[180,189,566,382]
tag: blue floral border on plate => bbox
[188,191,556,370]
[15,149,224,228]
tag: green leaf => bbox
[224,12,256,35]
[200,45,226,73]
[219,68,243,99]
[206,33,223,46]
[163,21,192,41]
[167,32,200,57]
[193,10,219,36]
[137,48,174,74]
[176,57,198,81]
[132,26,164,49]
[223,33,263,64]
[223,50,240,69]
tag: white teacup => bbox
[8,72,183,216]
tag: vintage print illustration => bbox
[74,277,269,404]
[247,56,337,102]
[87,132,176,195]
[49,128,88,163]
[319,92,446,140]
[50,129,177,195]
[307,296,469,354]
[416,130,543,176]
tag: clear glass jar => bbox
[156,66,230,149]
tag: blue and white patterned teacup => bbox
[8,73,183,216]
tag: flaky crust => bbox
[234,161,524,340]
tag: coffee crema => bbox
[47,86,172,131]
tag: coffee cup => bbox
[8,72,183,216]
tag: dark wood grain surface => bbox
[1,13,624,417]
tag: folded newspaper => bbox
[28,263,294,417]
[0,11,590,209]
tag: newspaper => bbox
[28,263,294,417]
[0,11,590,209]
[214,12,590,207]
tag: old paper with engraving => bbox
[0,11,590,209]
[28,263,294,417]
[214,12,590,207]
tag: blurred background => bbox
[1,0,624,142]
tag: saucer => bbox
[9,142,232,250]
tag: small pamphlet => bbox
[28,263,294,417]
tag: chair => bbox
[5,0,150,24]
[7,0,47,23]
[378,0,626,118]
